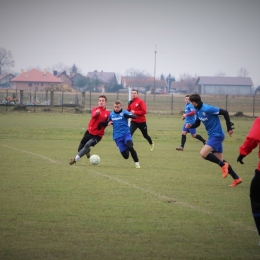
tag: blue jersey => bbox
[108,109,132,140]
[185,102,196,124]
[194,103,224,138]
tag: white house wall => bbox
[201,85,251,95]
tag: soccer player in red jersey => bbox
[237,117,260,245]
[127,89,154,151]
[69,95,110,165]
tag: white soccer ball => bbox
[89,154,100,165]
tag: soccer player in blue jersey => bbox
[99,100,141,168]
[186,94,242,187]
[176,95,206,151]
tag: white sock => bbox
[75,155,80,161]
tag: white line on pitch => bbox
[1,144,59,164]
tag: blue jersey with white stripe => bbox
[195,103,224,138]
[185,102,196,124]
[108,109,132,140]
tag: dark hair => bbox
[185,95,190,98]
[189,94,201,103]
[98,95,107,102]
[131,89,138,94]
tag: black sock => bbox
[205,153,225,167]
[195,134,206,144]
[181,135,186,147]
[223,160,239,179]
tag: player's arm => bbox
[186,118,201,128]
[218,109,234,133]
[97,117,111,129]
[91,107,100,118]
[127,100,133,112]
[182,110,195,120]
[124,113,137,119]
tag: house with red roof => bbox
[11,68,62,91]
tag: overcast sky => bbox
[1,0,260,85]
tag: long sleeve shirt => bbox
[87,106,110,137]
[239,117,260,171]
[127,97,147,123]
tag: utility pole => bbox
[153,44,157,100]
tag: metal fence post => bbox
[171,94,173,115]
[62,91,64,113]
[226,95,228,111]
[253,95,255,117]
[82,92,85,108]
[50,91,54,107]
[89,92,92,114]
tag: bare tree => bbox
[237,67,249,77]
[125,68,151,78]
[46,62,71,75]
[0,47,15,75]
[215,72,226,77]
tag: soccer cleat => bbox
[229,178,242,187]
[69,158,76,165]
[176,146,184,151]
[221,162,229,178]
[135,162,140,168]
[150,143,155,152]
[86,152,91,158]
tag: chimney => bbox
[43,69,46,77]
[53,70,57,76]
[20,69,24,74]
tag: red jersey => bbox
[126,97,147,123]
[239,117,260,170]
[87,106,110,137]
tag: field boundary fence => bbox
[0,89,259,117]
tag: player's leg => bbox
[125,134,140,168]
[200,136,229,178]
[191,128,206,145]
[138,122,154,151]
[176,124,187,151]
[70,137,100,165]
[222,159,242,187]
[250,169,260,245]
[77,131,90,152]
[116,137,129,159]
[129,121,138,136]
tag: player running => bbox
[176,95,206,151]
[186,93,242,187]
[69,95,110,165]
[99,100,141,168]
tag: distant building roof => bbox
[196,76,253,86]
[11,68,62,83]
[87,70,116,83]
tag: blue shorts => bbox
[182,124,196,134]
[207,136,225,153]
[115,133,132,152]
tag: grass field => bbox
[0,112,259,259]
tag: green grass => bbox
[0,112,259,259]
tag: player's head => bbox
[131,89,138,99]
[114,100,123,112]
[98,95,107,107]
[185,95,190,104]
[189,94,201,108]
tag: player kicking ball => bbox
[98,100,141,168]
